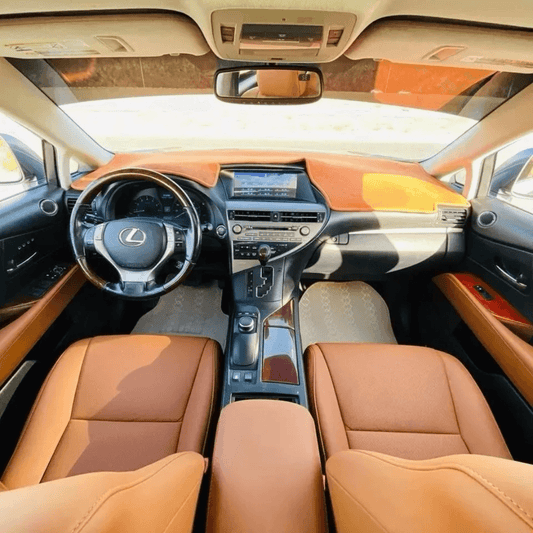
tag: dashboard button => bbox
[300,226,310,236]
[232,224,242,234]
[216,225,227,238]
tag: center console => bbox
[219,165,328,406]
[206,400,326,533]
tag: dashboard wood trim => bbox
[71,150,469,214]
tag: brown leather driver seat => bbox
[306,343,511,460]
[2,334,220,488]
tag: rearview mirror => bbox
[215,67,323,104]
[0,135,24,184]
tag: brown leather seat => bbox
[326,450,533,533]
[306,343,511,460]
[1,334,221,489]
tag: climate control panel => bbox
[226,203,328,273]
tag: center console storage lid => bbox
[206,400,326,533]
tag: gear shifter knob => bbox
[258,244,272,265]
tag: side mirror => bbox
[215,66,323,104]
[0,135,24,184]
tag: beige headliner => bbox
[0,0,532,188]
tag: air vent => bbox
[280,212,323,223]
[66,196,78,213]
[439,207,468,226]
[230,210,272,222]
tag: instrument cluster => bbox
[125,186,210,226]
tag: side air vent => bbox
[439,207,468,226]
[230,210,272,222]
[280,211,323,223]
[66,196,78,213]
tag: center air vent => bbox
[280,212,323,223]
[230,210,273,222]
[439,207,468,226]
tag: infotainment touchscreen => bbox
[233,172,298,198]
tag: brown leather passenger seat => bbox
[306,343,511,460]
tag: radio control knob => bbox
[258,244,272,264]
[300,226,310,236]
[232,224,243,234]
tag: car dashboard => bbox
[66,153,469,283]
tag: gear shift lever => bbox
[258,244,272,265]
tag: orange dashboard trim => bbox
[71,150,469,213]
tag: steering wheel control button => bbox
[238,315,255,333]
[94,225,104,241]
[232,224,243,234]
[300,226,310,236]
[216,224,227,238]
[84,227,96,250]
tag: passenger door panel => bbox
[465,197,533,322]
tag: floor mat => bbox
[132,281,229,349]
[298,281,397,349]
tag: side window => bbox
[490,131,533,214]
[0,112,46,201]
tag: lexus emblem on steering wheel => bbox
[119,227,146,247]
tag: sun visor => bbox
[345,19,533,74]
[0,13,209,58]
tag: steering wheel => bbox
[70,168,202,299]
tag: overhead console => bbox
[211,9,356,62]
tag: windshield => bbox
[9,53,533,161]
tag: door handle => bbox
[495,264,528,291]
[6,252,38,274]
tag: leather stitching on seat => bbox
[70,453,202,533]
[354,451,533,526]
[317,345,349,435]
[40,337,92,483]
[346,429,462,435]
[438,352,470,453]
[175,338,209,452]
[327,471,390,533]
[70,417,183,423]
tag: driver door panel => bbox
[0,185,69,312]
